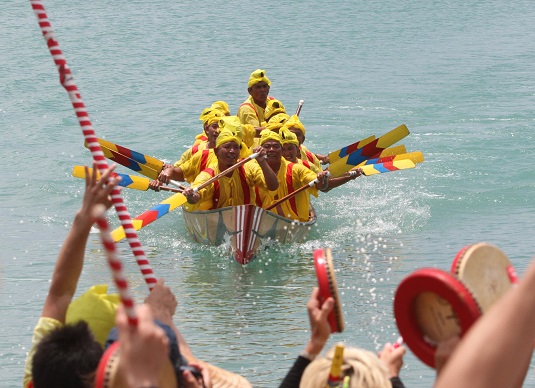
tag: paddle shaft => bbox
[295,99,304,116]
[192,152,259,194]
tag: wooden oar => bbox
[356,151,424,168]
[328,124,410,177]
[295,99,304,116]
[84,139,164,180]
[72,166,184,193]
[110,152,261,242]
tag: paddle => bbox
[84,139,164,180]
[356,151,424,168]
[295,99,304,116]
[328,135,376,165]
[72,166,184,193]
[370,144,407,158]
[352,159,416,176]
[328,124,410,177]
[110,152,261,242]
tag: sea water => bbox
[2,0,535,386]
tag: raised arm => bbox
[41,163,120,322]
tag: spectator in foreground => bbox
[24,163,120,388]
[280,287,406,388]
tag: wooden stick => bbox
[295,99,304,116]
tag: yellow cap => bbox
[215,129,242,148]
[66,284,120,346]
[279,127,299,146]
[265,113,290,132]
[210,100,230,115]
[248,69,271,88]
[282,114,306,136]
[259,129,282,145]
[199,107,224,125]
[264,99,286,122]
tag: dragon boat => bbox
[182,204,316,264]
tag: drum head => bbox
[394,268,481,368]
[451,242,516,313]
[314,248,344,333]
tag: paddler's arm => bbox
[253,146,279,191]
[41,163,120,322]
[149,165,185,191]
[314,171,330,191]
[321,168,363,193]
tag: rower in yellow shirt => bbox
[175,108,224,167]
[182,124,279,211]
[283,114,330,168]
[256,130,329,222]
[279,126,364,194]
[279,127,321,173]
[237,69,276,138]
[150,112,221,191]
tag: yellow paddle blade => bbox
[110,192,189,242]
[360,159,416,176]
[328,124,410,177]
[371,144,407,158]
[72,166,152,191]
[355,151,424,168]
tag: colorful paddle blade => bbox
[110,192,188,242]
[328,135,376,164]
[328,124,410,177]
[72,166,151,191]
[370,144,407,158]
[85,139,164,180]
[357,151,424,167]
[360,159,416,176]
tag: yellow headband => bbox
[264,99,286,122]
[265,113,290,132]
[218,116,244,138]
[215,129,242,149]
[210,100,230,115]
[282,114,306,136]
[259,129,282,146]
[279,127,299,146]
[199,108,224,125]
[248,69,271,88]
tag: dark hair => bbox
[32,321,103,388]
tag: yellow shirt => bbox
[237,95,267,128]
[261,158,318,222]
[296,158,321,173]
[192,132,208,146]
[179,148,217,184]
[175,141,209,167]
[300,144,322,169]
[189,162,270,210]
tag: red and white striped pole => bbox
[30,0,157,290]
[93,205,138,326]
